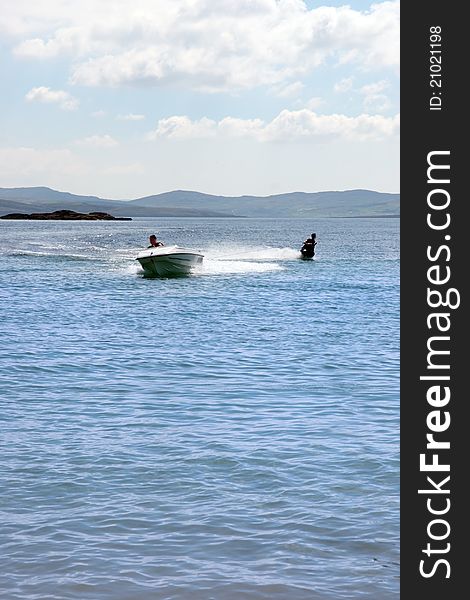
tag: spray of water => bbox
[197,245,299,275]
[204,245,300,262]
[5,242,303,277]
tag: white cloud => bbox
[74,134,118,147]
[305,97,324,110]
[117,113,145,121]
[218,117,265,138]
[262,110,399,141]
[149,109,400,142]
[0,1,75,37]
[332,78,393,112]
[334,77,354,93]
[14,28,87,59]
[147,116,217,140]
[91,110,106,118]
[271,81,304,98]
[360,80,391,113]
[25,86,79,110]
[363,94,392,112]
[360,80,390,96]
[10,1,399,92]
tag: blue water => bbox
[0,218,399,599]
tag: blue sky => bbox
[0,0,399,199]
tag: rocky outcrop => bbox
[0,209,132,221]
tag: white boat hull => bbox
[136,246,203,277]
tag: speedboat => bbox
[136,245,204,277]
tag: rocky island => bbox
[0,209,132,221]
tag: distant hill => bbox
[0,186,108,205]
[0,186,400,218]
[129,189,400,217]
[0,187,235,218]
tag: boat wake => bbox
[5,244,302,277]
[204,245,300,262]
[201,260,284,275]
[6,249,98,262]
[123,245,301,277]
[197,245,299,275]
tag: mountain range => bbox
[0,187,400,218]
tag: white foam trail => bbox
[123,262,144,275]
[193,245,296,275]
[8,250,95,261]
[124,245,296,277]
[203,245,300,262]
[200,260,284,275]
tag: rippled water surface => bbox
[0,217,399,599]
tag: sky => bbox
[0,0,399,199]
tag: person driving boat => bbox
[148,234,164,248]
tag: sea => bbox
[0,217,399,600]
